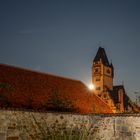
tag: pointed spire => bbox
[122,80,124,86]
[93,47,110,66]
[110,62,114,69]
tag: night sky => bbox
[1,0,140,101]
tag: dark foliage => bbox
[45,88,77,112]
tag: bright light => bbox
[88,84,95,90]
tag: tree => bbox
[0,82,11,107]
[45,88,76,112]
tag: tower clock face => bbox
[94,67,101,73]
[106,69,111,75]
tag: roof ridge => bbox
[0,63,83,83]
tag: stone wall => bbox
[0,109,140,140]
[93,115,140,140]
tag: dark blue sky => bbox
[1,0,140,100]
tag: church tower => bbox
[92,47,114,96]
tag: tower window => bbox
[96,87,101,90]
[95,68,98,72]
[96,78,100,81]
[94,67,100,73]
[107,69,110,74]
[104,94,107,98]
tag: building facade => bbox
[92,47,139,113]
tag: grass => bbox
[30,113,96,140]
[45,127,95,140]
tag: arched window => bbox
[107,69,110,74]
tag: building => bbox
[92,47,139,113]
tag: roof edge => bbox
[0,63,84,84]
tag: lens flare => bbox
[88,84,95,90]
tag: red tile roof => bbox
[0,64,113,113]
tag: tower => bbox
[92,47,114,96]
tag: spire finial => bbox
[122,80,124,85]
[98,41,102,47]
